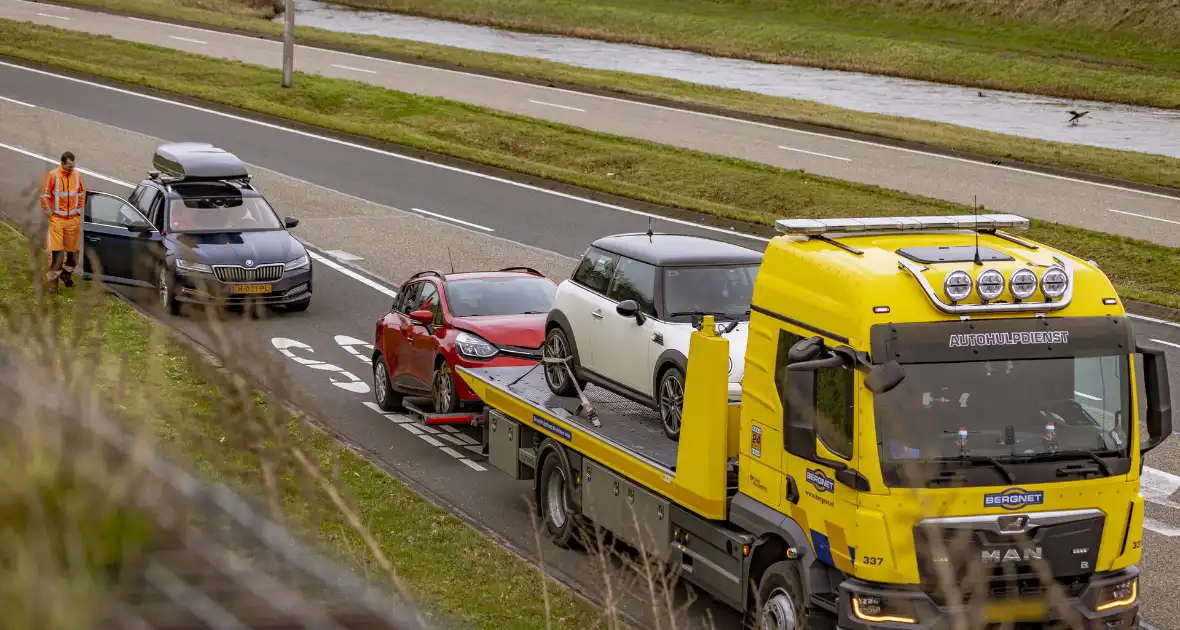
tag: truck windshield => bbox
[873,355,1131,466]
[663,264,760,324]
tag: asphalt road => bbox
[2,70,1180,630]
[2,0,1180,250]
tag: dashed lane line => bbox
[363,401,487,471]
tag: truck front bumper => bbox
[836,567,1141,629]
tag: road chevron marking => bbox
[362,401,487,471]
[335,335,375,364]
[270,337,370,393]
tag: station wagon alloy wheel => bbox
[433,363,458,414]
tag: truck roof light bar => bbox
[775,214,1030,236]
[898,255,1076,314]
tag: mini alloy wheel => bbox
[658,367,685,441]
[543,326,580,397]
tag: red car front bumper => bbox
[450,354,540,402]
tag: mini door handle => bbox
[590,309,603,319]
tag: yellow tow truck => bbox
[458,214,1173,629]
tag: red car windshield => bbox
[444,277,556,317]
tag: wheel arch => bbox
[545,309,584,365]
[652,349,688,399]
[532,438,581,518]
[727,493,820,613]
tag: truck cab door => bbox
[82,191,162,288]
[781,356,861,574]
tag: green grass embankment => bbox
[36,0,1180,191]
[0,220,608,629]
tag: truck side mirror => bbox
[1139,345,1173,454]
[788,336,825,363]
[866,360,905,395]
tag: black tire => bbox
[372,354,404,412]
[157,264,180,316]
[656,366,686,441]
[538,452,577,548]
[750,560,807,630]
[543,325,584,397]
[432,361,460,414]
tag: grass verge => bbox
[0,216,608,628]
[38,0,1180,191]
[1,20,1177,310]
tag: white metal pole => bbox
[282,0,294,88]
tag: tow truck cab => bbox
[458,214,1172,629]
[740,214,1171,628]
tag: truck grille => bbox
[213,264,283,283]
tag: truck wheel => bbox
[752,560,807,630]
[538,452,577,548]
[372,354,404,411]
[543,325,585,397]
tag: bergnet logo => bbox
[806,468,835,494]
[984,488,1045,511]
[949,331,1069,348]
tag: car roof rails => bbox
[498,266,544,276]
[407,270,446,282]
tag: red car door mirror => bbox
[409,310,434,327]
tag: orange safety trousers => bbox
[41,166,86,277]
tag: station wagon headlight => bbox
[175,259,212,273]
[456,331,498,359]
[976,268,1005,301]
[1009,268,1038,300]
[1040,265,1068,299]
[943,270,972,303]
[284,254,310,272]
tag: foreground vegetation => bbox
[0,220,606,628]
[1,19,1177,310]
[310,0,1180,109]
[39,0,1180,190]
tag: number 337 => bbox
[862,556,884,565]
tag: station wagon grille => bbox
[213,264,283,283]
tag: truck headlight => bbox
[943,270,972,302]
[976,268,1005,301]
[175,259,212,273]
[1096,577,1137,612]
[284,254,310,272]
[1010,268,1038,299]
[1040,265,1068,299]
[456,331,498,359]
[852,595,916,624]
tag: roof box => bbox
[152,142,250,182]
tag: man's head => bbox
[60,151,75,172]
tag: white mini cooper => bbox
[542,232,763,440]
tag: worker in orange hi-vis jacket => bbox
[40,151,85,294]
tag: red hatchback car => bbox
[371,267,558,414]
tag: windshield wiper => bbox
[668,310,746,333]
[1022,449,1114,477]
[932,455,1016,484]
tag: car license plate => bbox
[233,284,272,294]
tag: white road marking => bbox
[270,337,370,393]
[462,459,488,471]
[438,433,468,447]
[363,401,411,423]
[1073,391,1102,401]
[777,145,851,162]
[409,207,495,232]
[418,434,445,448]
[0,140,135,186]
[331,64,377,75]
[335,334,375,364]
[439,446,464,459]
[528,99,585,112]
[1109,209,1180,226]
[325,249,363,261]
[0,95,35,107]
[306,251,399,298]
[36,11,69,19]
[1150,338,1180,349]
[0,60,770,243]
[169,35,207,45]
[417,423,441,434]
[13,0,1180,205]
[1143,518,1180,537]
[1143,467,1180,509]
[400,423,423,435]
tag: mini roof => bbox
[152,142,250,182]
[591,233,764,267]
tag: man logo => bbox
[982,547,1043,564]
[984,487,1044,511]
[805,468,835,494]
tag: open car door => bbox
[82,191,163,288]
